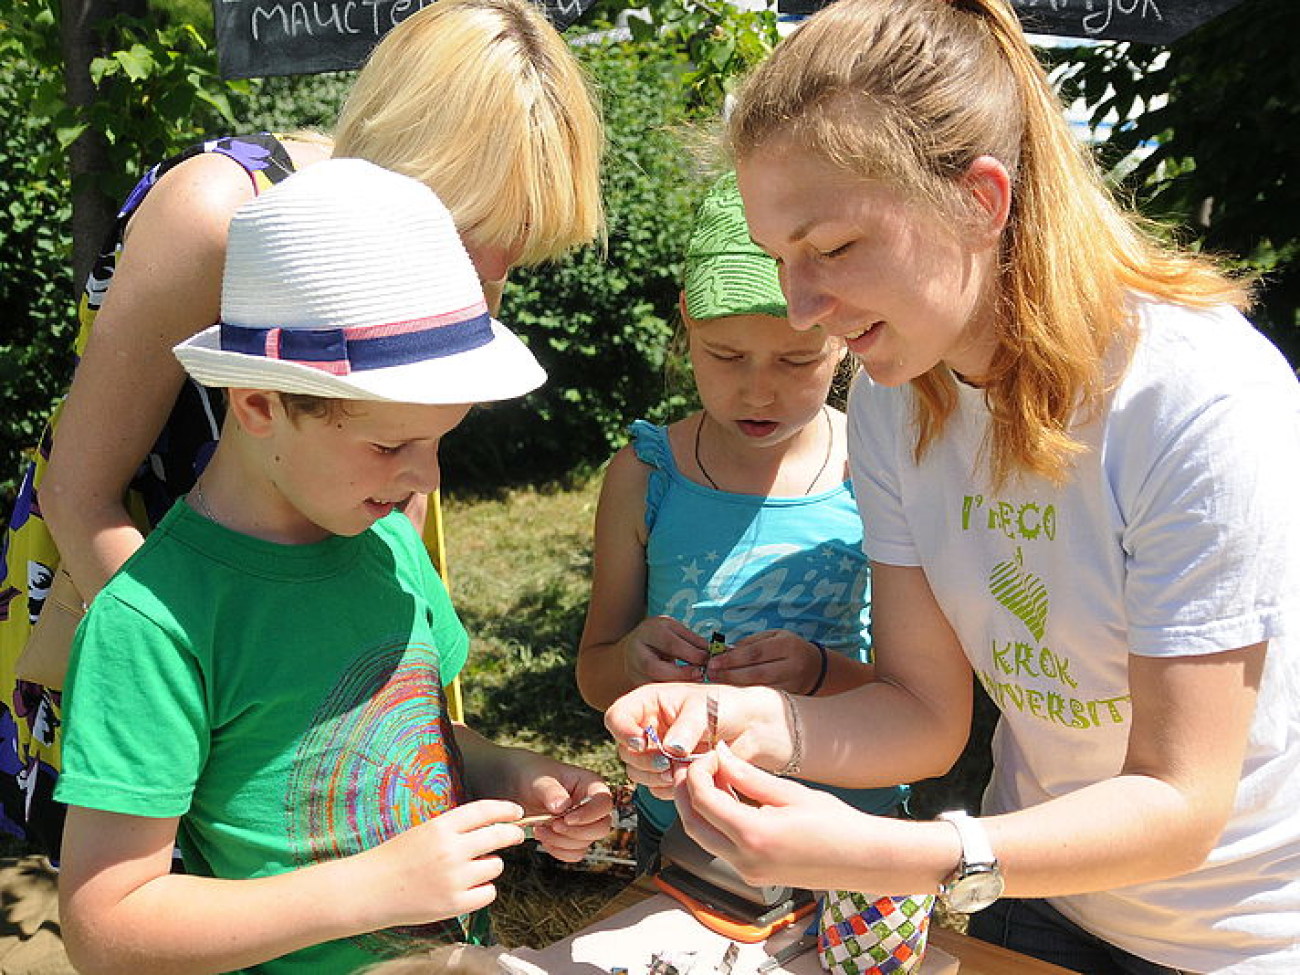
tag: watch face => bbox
[945,867,1005,914]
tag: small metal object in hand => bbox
[511,793,599,828]
[644,725,705,765]
[707,691,719,751]
[703,631,727,683]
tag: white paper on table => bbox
[500,892,958,975]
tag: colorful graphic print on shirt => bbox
[285,636,471,951]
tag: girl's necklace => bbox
[693,405,833,496]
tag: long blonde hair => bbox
[729,0,1248,486]
[333,0,605,265]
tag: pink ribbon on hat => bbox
[219,301,493,376]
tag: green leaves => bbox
[93,42,156,83]
[632,0,779,110]
[0,0,251,501]
[79,17,245,199]
[0,0,73,498]
[1050,0,1299,354]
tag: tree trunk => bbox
[58,0,145,292]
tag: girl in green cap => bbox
[577,172,905,872]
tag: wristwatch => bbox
[937,810,1004,913]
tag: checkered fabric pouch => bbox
[817,891,935,975]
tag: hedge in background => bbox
[1050,0,1299,363]
[0,6,75,506]
[441,36,710,490]
[0,0,245,505]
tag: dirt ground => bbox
[0,842,634,974]
[0,856,74,974]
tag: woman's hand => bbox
[674,744,950,897]
[675,745,870,892]
[604,683,793,799]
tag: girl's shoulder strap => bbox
[628,419,676,531]
[629,419,675,472]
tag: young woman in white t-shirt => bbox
[605,1,1300,972]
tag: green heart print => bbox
[989,546,1048,641]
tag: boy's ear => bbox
[225,388,280,438]
[962,155,1013,246]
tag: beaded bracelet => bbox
[806,640,829,696]
[776,689,804,777]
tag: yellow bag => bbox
[15,568,85,690]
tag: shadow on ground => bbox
[0,856,74,974]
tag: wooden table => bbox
[927,925,1074,975]
[583,877,1073,975]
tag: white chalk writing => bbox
[1015,0,1164,36]
[248,0,434,42]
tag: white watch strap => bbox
[938,810,997,867]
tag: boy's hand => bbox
[622,615,709,685]
[499,753,614,863]
[367,800,526,928]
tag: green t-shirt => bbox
[57,504,479,973]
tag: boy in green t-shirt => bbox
[54,159,613,975]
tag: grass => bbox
[443,477,620,782]
[441,477,997,946]
[440,478,634,947]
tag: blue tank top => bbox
[630,420,905,832]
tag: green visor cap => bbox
[683,172,787,321]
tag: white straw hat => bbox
[173,158,545,404]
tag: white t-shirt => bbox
[850,299,1300,973]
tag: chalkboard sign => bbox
[776,0,1246,45]
[214,0,598,80]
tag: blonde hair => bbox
[333,0,604,265]
[729,0,1248,486]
